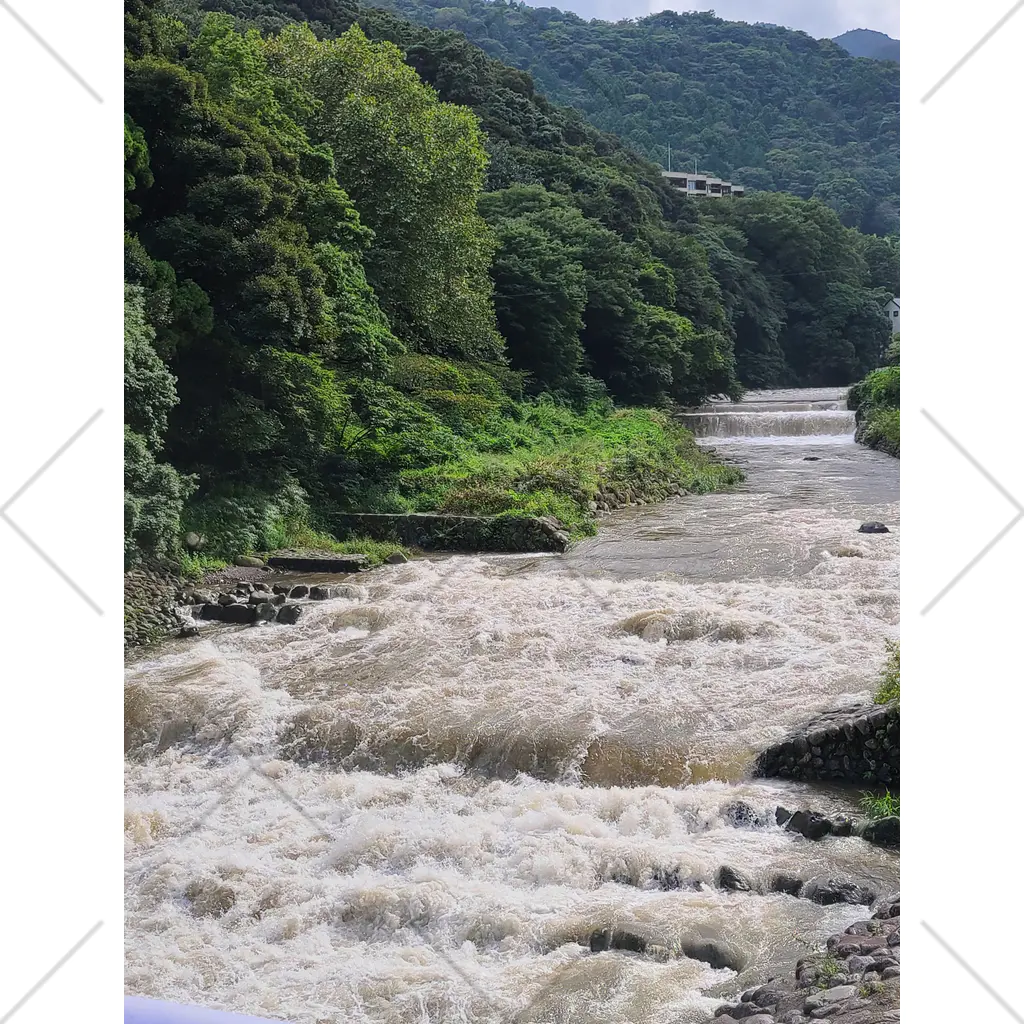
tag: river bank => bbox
[125,388,898,1023]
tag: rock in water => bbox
[858,522,890,534]
[862,815,900,849]
[803,456,820,461]
[785,810,833,840]
[276,604,303,625]
[385,551,409,564]
[589,928,646,954]
[717,865,753,891]
[804,878,876,906]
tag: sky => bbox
[525,0,900,38]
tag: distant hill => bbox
[834,29,900,62]
[367,3,900,235]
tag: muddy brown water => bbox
[125,389,898,1023]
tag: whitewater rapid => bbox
[125,388,899,1023]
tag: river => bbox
[124,388,899,1024]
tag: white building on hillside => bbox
[883,297,900,334]
[661,170,744,197]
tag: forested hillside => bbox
[834,29,900,63]
[124,0,895,568]
[351,1,900,236]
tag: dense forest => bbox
[340,0,901,236]
[124,0,896,567]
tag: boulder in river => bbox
[804,878,877,906]
[680,939,744,972]
[288,585,309,599]
[717,865,753,892]
[385,551,409,564]
[276,604,303,625]
[589,928,645,954]
[858,522,890,534]
[785,810,833,840]
[862,815,900,849]
[723,801,764,829]
[769,874,804,897]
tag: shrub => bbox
[875,640,900,705]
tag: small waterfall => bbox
[679,389,855,439]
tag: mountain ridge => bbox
[833,28,900,62]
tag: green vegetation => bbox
[123,0,894,570]
[875,639,900,705]
[361,2,899,236]
[849,336,900,457]
[860,789,900,820]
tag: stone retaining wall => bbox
[328,512,570,553]
[754,702,899,785]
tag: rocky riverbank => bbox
[709,894,900,1023]
[755,702,899,786]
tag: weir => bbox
[678,388,855,438]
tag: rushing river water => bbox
[124,389,899,1024]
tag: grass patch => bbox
[860,789,900,819]
[391,404,743,538]
[265,525,408,567]
[875,639,899,705]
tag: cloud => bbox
[524,0,900,38]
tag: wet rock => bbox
[385,551,409,564]
[832,816,854,837]
[775,806,793,826]
[234,581,255,596]
[652,868,700,891]
[276,604,303,625]
[217,592,239,606]
[309,585,338,600]
[786,810,833,840]
[723,801,763,829]
[199,604,222,620]
[235,555,266,568]
[192,589,215,605]
[177,624,200,639]
[272,584,291,595]
[805,879,877,907]
[589,928,645,954]
[255,602,278,622]
[858,522,890,534]
[680,939,744,972]
[769,874,804,897]
[288,585,309,599]
[862,816,899,849]
[219,603,258,625]
[717,865,753,892]
[253,581,272,593]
